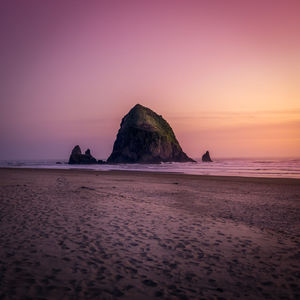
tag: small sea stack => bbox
[202,151,213,162]
[68,145,97,164]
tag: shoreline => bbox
[0,167,299,299]
[1,166,300,183]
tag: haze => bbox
[1,0,299,160]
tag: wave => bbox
[0,158,300,179]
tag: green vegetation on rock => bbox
[108,104,195,163]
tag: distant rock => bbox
[202,151,213,162]
[107,104,195,163]
[68,145,97,164]
[84,149,97,163]
[69,145,81,164]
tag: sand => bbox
[0,168,299,299]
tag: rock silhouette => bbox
[202,151,213,162]
[107,104,195,163]
[68,145,97,164]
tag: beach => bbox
[0,168,299,299]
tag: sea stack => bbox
[68,145,97,164]
[202,151,213,162]
[107,104,195,163]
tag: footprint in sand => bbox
[143,279,157,287]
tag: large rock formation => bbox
[107,104,195,163]
[68,145,97,164]
[202,151,213,162]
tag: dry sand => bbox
[0,168,299,299]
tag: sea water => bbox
[1,158,300,179]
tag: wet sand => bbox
[0,168,299,299]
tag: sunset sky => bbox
[1,0,299,160]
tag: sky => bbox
[1,0,299,160]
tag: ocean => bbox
[1,158,300,179]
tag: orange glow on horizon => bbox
[0,0,299,159]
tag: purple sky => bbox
[1,0,300,160]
